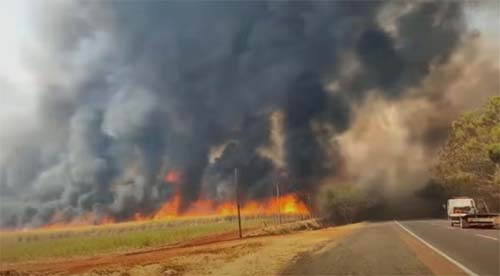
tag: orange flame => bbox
[165,170,183,183]
[148,193,309,220]
[38,193,309,230]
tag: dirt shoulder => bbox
[184,222,363,276]
[1,221,363,276]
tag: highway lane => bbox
[283,222,444,275]
[283,220,499,275]
[399,219,500,276]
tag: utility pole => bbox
[308,193,313,219]
[235,168,242,238]
[276,182,282,224]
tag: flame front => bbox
[37,168,309,230]
[40,193,309,230]
[150,193,309,220]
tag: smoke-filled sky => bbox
[0,1,498,228]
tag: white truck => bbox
[447,197,500,228]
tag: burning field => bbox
[0,186,310,263]
[1,166,310,264]
[0,164,311,270]
[40,192,309,230]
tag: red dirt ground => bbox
[1,230,247,275]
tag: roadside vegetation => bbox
[321,185,372,224]
[321,96,500,223]
[434,96,500,211]
[0,215,304,263]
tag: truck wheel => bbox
[460,218,468,228]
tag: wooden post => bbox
[235,168,242,238]
[276,182,282,224]
[308,193,313,219]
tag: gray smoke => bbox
[0,1,485,227]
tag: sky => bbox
[0,1,37,124]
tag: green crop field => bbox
[0,215,305,263]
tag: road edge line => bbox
[394,220,478,276]
[475,234,499,241]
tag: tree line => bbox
[434,96,500,211]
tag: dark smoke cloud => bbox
[342,2,465,98]
[0,1,476,227]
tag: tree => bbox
[434,96,500,210]
[489,143,500,186]
[321,185,369,224]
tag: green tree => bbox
[489,143,500,185]
[321,185,369,224]
[434,96,500,210]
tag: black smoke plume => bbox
[0,1,478,227]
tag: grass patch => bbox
[0,215,305,263]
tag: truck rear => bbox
[447,197,499,228]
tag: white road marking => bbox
[394,220,478,276]
[425,220,457,230]
[475,234,499,241]
[427,222,443,227]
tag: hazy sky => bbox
[0,1,37,126]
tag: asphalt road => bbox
[283,220,499,275]
[399,219,499,276]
